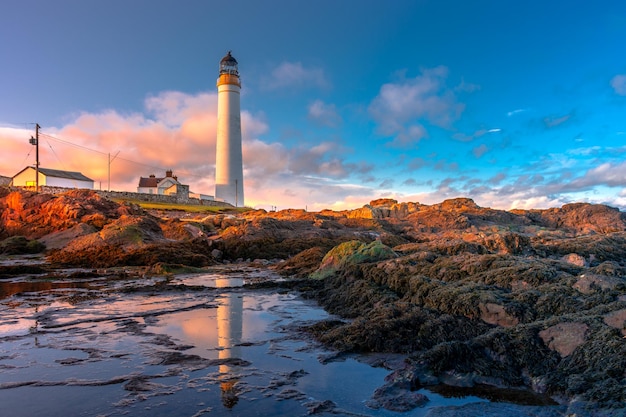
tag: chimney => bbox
[149,174,156,178]
[173,175,178,181]
[166,170,173,177]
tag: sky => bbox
[2,0,626,211]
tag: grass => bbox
[111,198,250,213]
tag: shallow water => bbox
[0,266,553,416]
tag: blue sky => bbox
[2,0,626,210]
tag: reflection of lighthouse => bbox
[216,278,243,408]
[215,51,244,207]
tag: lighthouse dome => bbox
[219,51,239,75]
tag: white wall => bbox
[215,81,244,207]
[12,167,93,189]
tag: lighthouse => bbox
[215,51,244,207]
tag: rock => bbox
[38,223,97,250]
[523,203,626,234]
[311,240,397,279]
[303,399,337,414]
[539,322,589,357]
[366,381,429,411]
[3,187,626,411]
[562,253,587,267]
[482,232,531,254]
[273,246,327,277]
[603,309,626,336]
[423,402,567,417]
[0,235,45,254]
[0,189,136,239]
[479,302,519,327]
[573,274,625,294]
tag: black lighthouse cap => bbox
[220,51,238,65]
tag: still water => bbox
[0,266,489,416]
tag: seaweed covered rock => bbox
[301,206,626,411]
[0,235,45,255]
[311,240,398,280]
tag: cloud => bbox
[144,91,215,127]
[610,74,626,95]
[388,124,428,148]
[487,172,507,185]
[407,157,427,170]
[570,161,626,188]
[543,112,572,128]
[472,144,489,158]
[507,108,528,117]
[307,99,342,127]
[433,159,459,171]
[379,178,394,188]
[454,78,480,93]
[452,128,499,142]
[261,62,330,90]
[369,66,466,144]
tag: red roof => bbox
[138,177,163,187]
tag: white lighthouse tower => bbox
[215,51,244,207]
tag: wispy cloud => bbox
[452,128,500,142]
[261,62,330,90]
[543,112,573,128]
[506,108,528,117]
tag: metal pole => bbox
[35,124,40,193]
[108,151,120,192]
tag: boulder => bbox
[479,302,519,327]
[561,253,587,267]
[603,309,626,336]
[311,240,397,279]
[573,274,625,294]
[538,322,589,357]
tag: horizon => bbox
[2,1,626,211]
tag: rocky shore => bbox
[1,187,625,414]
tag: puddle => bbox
[0,265,564,416]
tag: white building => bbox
[12,166,94,189]
[215,51,245,207]
[137,170,182,195]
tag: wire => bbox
[19,148,33,168]
[39,132,108,156]
[44,138,67,172]
[39,130,214,182]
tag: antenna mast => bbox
[29,123,40,192]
